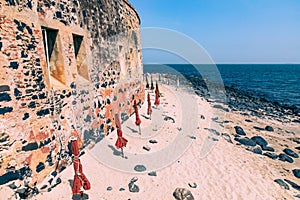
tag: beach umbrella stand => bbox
[114,113,128,158]
[70,137,91,198]
[145,74,149,90]
[134,100,142,135]
[147,93,152,120]
[115,129,127,158]
[154,89,160,109]
[150,75,154,91]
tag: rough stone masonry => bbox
[0,0,144,194]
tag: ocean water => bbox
[143,64,300,107]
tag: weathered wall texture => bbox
[0,0,144,195]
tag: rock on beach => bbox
[173,188,194,200]
[234,126,246,136]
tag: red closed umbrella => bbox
[155,81,160,96]
[134,99,142,135]
[150,76,154,91]
[115,113,121,129]
[114,113,127,157]
[71,138,79,157]
[71,138,91,195]
[145,75,149,89]
[154,89,160,107]
[147,93,152,119]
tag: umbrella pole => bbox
[150,114,151,120]
[121,148,124,158]
[138,125,141,135]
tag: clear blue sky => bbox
[129,0,300,64]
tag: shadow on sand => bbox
[68,179,89,199]
[108,145,122,156]
[141,114,150,120]
[126,126,138,133]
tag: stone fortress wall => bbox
[0,0,144,193]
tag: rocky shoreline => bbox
[185,74,300,198]
[148,73,300,199]
[156,73,300,123]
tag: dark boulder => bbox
[283,148,299,158]
[252,146,263,154]
[251,136,268,147]
[261,146,275,152]
[265,126,274,132]
[235,137,256,146]
[164,116,175,123]
[0,170,20,185]
[148,171,157,176]
[189,136,197,140]
[253,126,265,131]
[134,165,146,172]
[263,152,278,160]
[205,128,220,136]
[8,182,18,189]
[292,119,300,123]
[0,85,10,92]
[234,126,246,136]
[274,179,289,190]
[173,188,194,200]
[143,146,151,151]
[221,133,233,144]
[278,153,294,163]
[212,104,229,112]
[128,182,139,193]
[246,146,262,154]
[284,179,300,191]
[107,186,112,191]
[149,140,158,144]
[16,188,30,199]
[188,183,197,189]
[291,138,300,144]
[128,177,139,193]
[292,169,300,178]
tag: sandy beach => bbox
[3,82,296,200]
[1,0,299,199]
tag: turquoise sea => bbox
[144,64,300,108]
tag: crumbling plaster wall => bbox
[0,0,144,192]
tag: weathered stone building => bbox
[0,0,143,196]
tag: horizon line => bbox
[143,63,300,65]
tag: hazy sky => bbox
[130,0,300,64]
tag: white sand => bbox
[8,84,300,199]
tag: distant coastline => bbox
[144,64,300,108]
[144,64,300,125]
